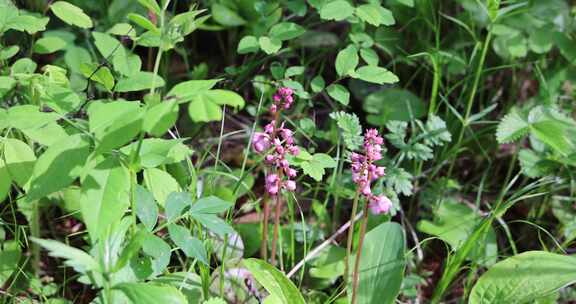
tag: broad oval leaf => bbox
[363,88,425,125]
[114,282,188,304]
[469,251,576,303]
[347,222,406,304]
[80,157,131,241]
[243,258,305,304]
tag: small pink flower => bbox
[252,132,270,153]
[284,180,296,191]
[368,195,392,215]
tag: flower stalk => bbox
[252,87,299,264]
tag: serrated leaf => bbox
[496,108,529,144]
[330,111,363,151]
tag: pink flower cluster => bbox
[351,129,392,215]
[271,87,295,113]
[252,87,299,196]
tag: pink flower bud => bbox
[284,180,296,191]
[368,195,392,215]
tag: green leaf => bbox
[115,282,188,304]
[364,89,425,125]
[386,167,413,196]
[128,13,159,32]
[27,135,90,201]
[496,108,529,144]
[259,36,282,55]
[80,157,131,241]
[0,45,19,60]
[135,185,158,231]
[6,105,59,131]
[0,76,15,98]
[326,84,349,106]
[311,75,325,93]
[143,100,178,136]
[396,0,414,7]
[2,138,36,187]
[319,0,354,21]
[330,111,363,151]
[469,251,576,303]
[165,192,192,221]
[487,0,500,22]
[417,198,498,265]
[188,90,245,122]
[360,48,379,66]
[167,79,221,102]
[87,100,143,154]
[33,36,67,54]
[347,222,405,304]
[143,168,181,206]
[0,241,21,286]
[285,66,305,78]
[188,96,222,122]
[269,22,306,41]
[237,36,259,54]
[168,224,208,264]
[112,51,142,77]
[92,32,122,58]
[211,3,246,27]
[116,71,165,92]
[193,214,234,237]
[21,121,69,147]
[0,160,11,203]
[243,258,306,304]
[143,235,172,276]
[32,238,99,274]
[335,45,358,77]
[190,196,233,215]
[50,1,93,28]
[530,120,573,156]
[353,66,399,84]
[120,138,192,168]
[137,0,161,15]
[80,63,115,91]
[298,153,336,181]
[355,4,395,27]
[65,46,92,74]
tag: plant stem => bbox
[261,193,270,261]
[270,190,283,265]
[351,200,370,304]
[260,108,282,263]
[343,189,361,285]
[447,30,493,176]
